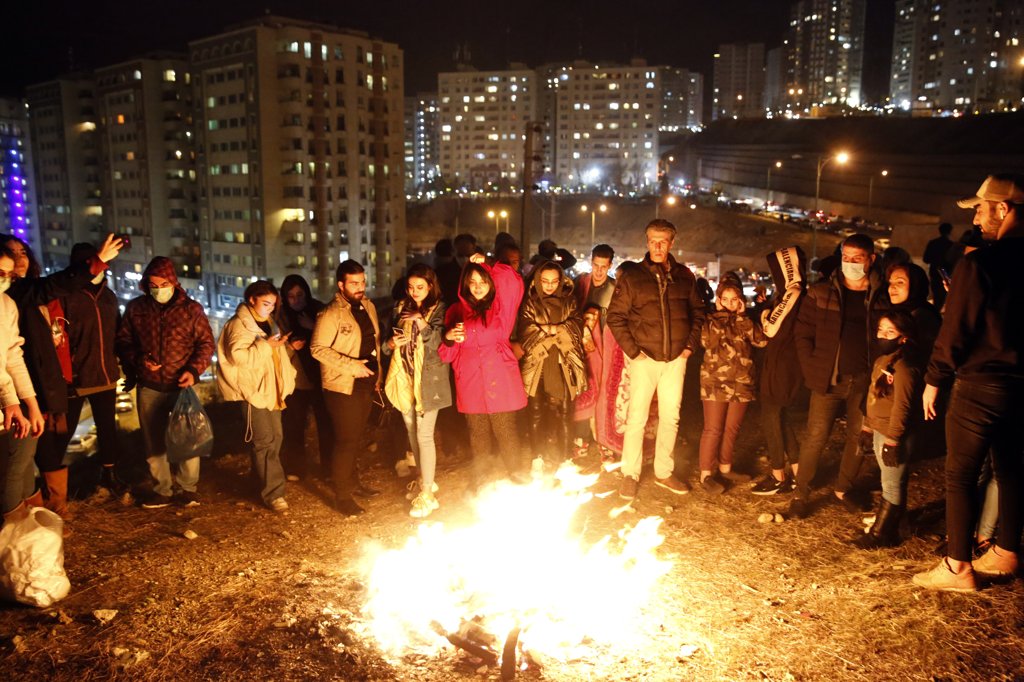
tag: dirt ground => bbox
[2,387,1023,682]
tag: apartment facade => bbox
[783,0,867,112]
[25,76,102,271]
[712,44,766,120]
[189,15,405,310]
[437,66,536,192]
[660,67,704,131]
[0,98,38,252]
[93,56,201,301]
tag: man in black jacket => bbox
[789,233,888,519]
[914,174,1024,592]
[607,219,705,500]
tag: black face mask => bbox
[873,338,901,357]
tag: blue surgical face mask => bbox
[150,286,174,304]
[841,261,867,282]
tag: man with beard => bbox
[311,260,382,516]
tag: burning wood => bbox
[361,463,670,677]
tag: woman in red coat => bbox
[438,253,528,488]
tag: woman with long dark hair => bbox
[438,253,528,489]
[383,263,451,517]
[853,310,922,548]
[275,275,332,481]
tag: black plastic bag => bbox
[166,387,214,463]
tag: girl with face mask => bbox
[275,275,332,482]
[853,310,922,549]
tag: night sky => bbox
[3,0,894,102]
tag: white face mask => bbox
[91,272,106,285]
[0,276,10,295]
[841,262,867,282]
[150,286,174,304]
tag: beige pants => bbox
[620,354,686,480]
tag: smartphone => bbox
[392,327,405,337]
[938,267,951,284]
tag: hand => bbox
[25,401,45,438]
[446,323,466,343]
[858,429,874,457]
[352,359,375,378]
[391,333,410,348]
[289,339,307,351]
[881,442,902,468]
[143,358,163,372]
[3,404,29,438]
[922,384,940,421]
[177,371,196,388]
[469,253,486,265]
[98,234,125,263]
[267,332,291,348]
[682,349,692,359]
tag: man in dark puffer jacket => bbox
[607,219,705,500]
[789,233,888,519]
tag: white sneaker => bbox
[409,492,439,518]
[270,497,289,513]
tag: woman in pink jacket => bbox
[439,253,528,488]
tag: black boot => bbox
[853,499,904,549]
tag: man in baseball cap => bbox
[956,174,1024,240]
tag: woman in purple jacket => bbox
[438,253,528,489]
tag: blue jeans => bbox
[402,409,439,490]
[246,405,286,505]
[1,432,38,513]
[872,430,908,506]
[137,386,200,496]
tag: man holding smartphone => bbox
[922,222,953,309]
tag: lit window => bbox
[116,114,125,125]
[163,69,176,82]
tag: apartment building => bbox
[712,44,766,120]
[25,75,102,270]
[93,55,201,301]
[437,66,536,192]
[190,15,405,310]
[0,98,38,252]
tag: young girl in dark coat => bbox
[853,310,923,548]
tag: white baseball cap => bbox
[957,175,1024,209]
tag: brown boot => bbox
[43,468,74,520]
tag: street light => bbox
[655,194,677,218]
[867,169,888,222]
[487,209,509,234]
[766,160,782,204]
[581,203,608,246]
[813,151,851,264]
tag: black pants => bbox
[37,389,119,472]
[527,393,571,464]
[281,388,333,478]
[760,398,798,471]
[323,387,373,498]
[795,373,870,501]
[466,411,524,484]
[944,379,1024,562]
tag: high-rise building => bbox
[783,0,866,112]
[25,75,103,271]
[403,96,416,195]
[540,60,662,190]
[93,55,201,301]
[411,93,439,193]
[895,0,1024,113]
[712,44,765,120]
[660,67,704,131]
[189,15,405,310]
[437,65,536,192]
[763,47,786,114]
[0,98,38,252]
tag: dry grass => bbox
[2,402,1023,681]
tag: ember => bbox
[361,463,671,674]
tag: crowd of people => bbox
[1,172,1022,594]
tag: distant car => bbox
[67,431,98,457]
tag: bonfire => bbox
[362,463,671,678]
